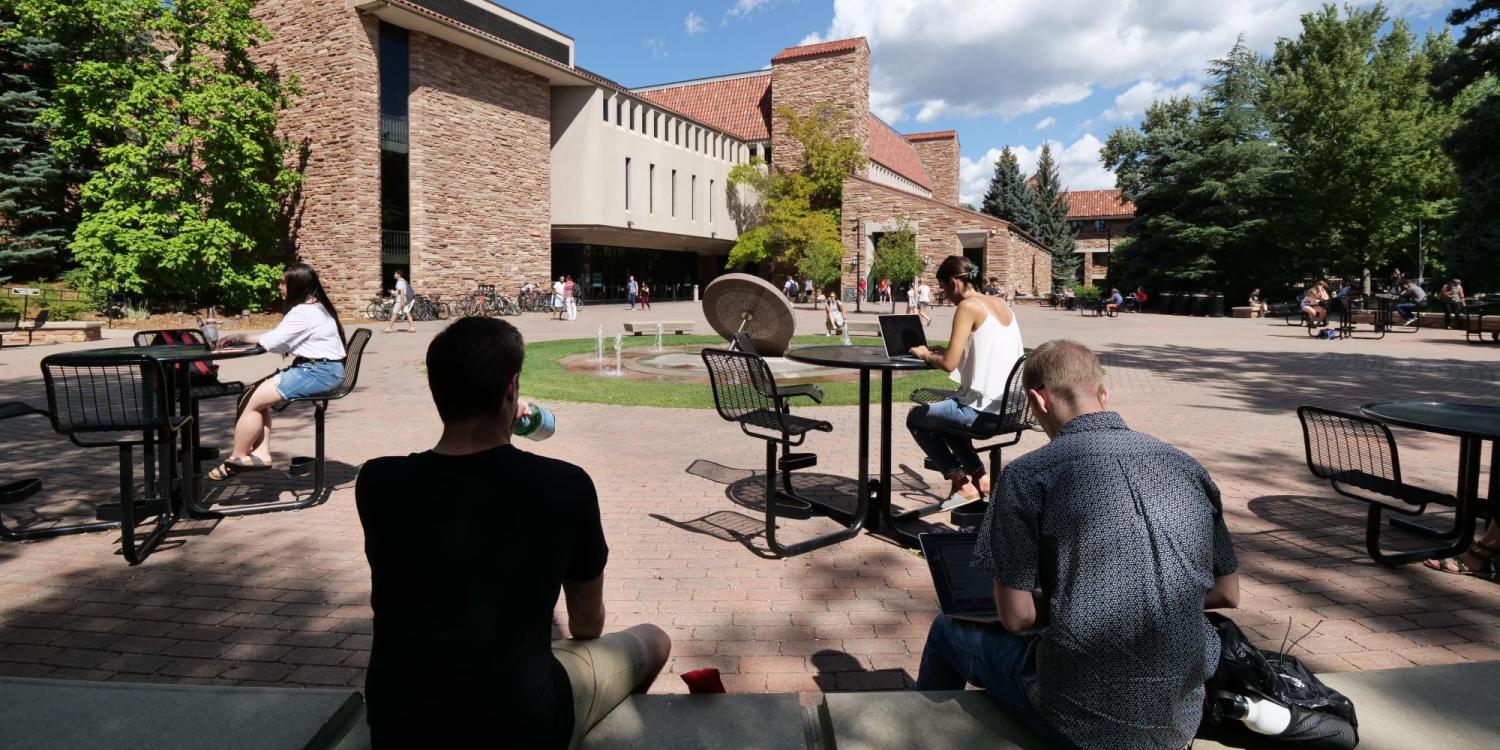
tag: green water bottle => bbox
[514,403,555,441]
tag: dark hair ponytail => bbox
[936,255,979,289]
[282,263,347,347]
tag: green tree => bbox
[1102,97,1197,291]
[0,16,71,279]
[727,105,867,290]
[979,146,1036,232]
[869,218,922,299]
[1267,3,1457,287]
[1030,144,1078,281]
[30,0,302,308]
[1432,0,1500,289]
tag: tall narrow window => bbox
[602,94,609,121]
[691,175,697,220]
[653,113,659,139]
[671,170,677,217]
[709,179,714,222]
[629,104,635,131]
[624,158,631,211]
[649,164,655,214]
[616,99,622,126]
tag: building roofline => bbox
[904,130,957,142]
[631,69,771,93]
[846,174,1049,248]
[771,37,866,63]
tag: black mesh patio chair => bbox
[1466,300,1500,344]
[0,312,18,348]
[36,353,191,564]
[730,332,824,406]
[910,354,1035,521]
[0,402,49,510]
[702,347,861,556]
[193,328,371,516]
[1297,406,1461,566]
[23,309,48,345]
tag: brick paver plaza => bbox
[2,302,1499,695]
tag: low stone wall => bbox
[0,322,103,346]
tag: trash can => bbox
[1159,292,1176,315]
[1174,292,1191,316]
[1210,293,1226,317]
[1191,293,1209,316]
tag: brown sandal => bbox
[1424,539,1500,580]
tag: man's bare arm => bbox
[1204,571,1240,610]
[994,581,1039,632]
[562,574,606,639]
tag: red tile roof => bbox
[1064,189,1135,219]
[635,73,772,142]
[867,114,931,191]
[904,130,957,142]
[770,37,865,63]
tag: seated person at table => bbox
[1440,278,1466,330]
[1397,279,1427,325]
[1105,288,1124,313]
[906,256,1023,510]
[1299,281,1329,327]
[210,263,346,480]
[355,317,670,749]
[916,340,1240,749]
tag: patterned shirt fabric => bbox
[973,411,1239,750]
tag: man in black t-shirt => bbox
[356,317,671,748]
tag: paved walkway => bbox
[1,301,1498,694]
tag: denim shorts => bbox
[276,361,344,400]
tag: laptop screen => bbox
[920,533,997,617]
[878,314,927,357]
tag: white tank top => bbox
[950,301,1023,413]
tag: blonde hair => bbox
[1022,340,1103,406]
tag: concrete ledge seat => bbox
[1231,306,1261,319]
[844,320,881,337]
[623,321,694,335]
[583,660,1500,750]
[0,676,364,749]
[0,320,101,345]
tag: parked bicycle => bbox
[408,294,450,321]
[364,293,395,320]
[455,284,519,317]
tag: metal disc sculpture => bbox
[702,273,796,356]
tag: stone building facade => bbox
[249,0,1045,307]
[1064,189,1135,286]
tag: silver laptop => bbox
[918,532,1000,624]
[878,314,928,363]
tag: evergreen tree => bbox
[1101,97,1197,291]
[1030,144,1079,281]
[979,146,1036,232]
[1432,0,1500,290]
[0,17,71,278]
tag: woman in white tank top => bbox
[906,256,1023,507]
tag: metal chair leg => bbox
[764,440,866,557]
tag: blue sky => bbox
[497,0,1461,203]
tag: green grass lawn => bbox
[521,335,953,408]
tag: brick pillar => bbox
[907,132,960,206]
[770,39,870,176]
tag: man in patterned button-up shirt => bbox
[916,340,1240,750]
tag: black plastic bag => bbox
[1199,613,1359,749]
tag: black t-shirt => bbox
[355,444,608,748]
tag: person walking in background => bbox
[563,276,578,321]
[858,277,868,301]
[1397,279,1427,325]
[915,278,933,326]
[824,292,845,336]
[626,276,639,310]
[384,270,415,334]
[1440,278,1466,330]
[552,277,566,321]
[211,263,347,481]
[639,281,651,311]
[803,278,814,305]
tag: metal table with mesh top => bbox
[47,344,265,515]
[1360,401,1500,562]
[785,345,931,548]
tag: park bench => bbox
[844,320,881,337]
[624,321,694,335]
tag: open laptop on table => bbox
[918,532,1000,624]
[878,314,928,364]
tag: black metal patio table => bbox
[784,344,931,548]
[47,344,265,516]
[1359,401,1500,562]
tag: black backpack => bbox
[1198,613,1359,749]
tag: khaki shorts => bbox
[552,631,655,749]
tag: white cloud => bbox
[1102,79,1201,120]
[725,0,786,24]
[1033,116,1056,131]
[645,38,669,60]
[915,99,947,123]
[958,135,1115,207]
[811,0,1393,123]
[684,12,705,35]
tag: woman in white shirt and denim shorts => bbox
[210,263,348,480]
